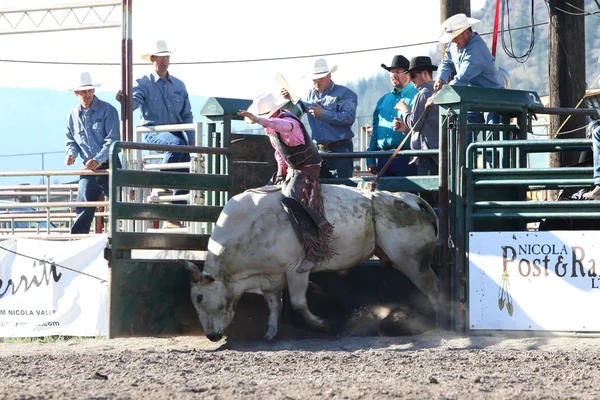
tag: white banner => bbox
[469,231,600,332]
[0,236,108,337]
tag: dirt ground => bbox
[2,331,600,400]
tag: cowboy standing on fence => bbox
[117,40,193,228]
[239,93,335,274]
[434,13,505,143]
[66,72,121,234]
[280,58,358,179]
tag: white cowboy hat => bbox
[247,93,289,121]
[141,40,175,62]
[69,72,101,91]
[438,13,481,44]
[307,58,338,80]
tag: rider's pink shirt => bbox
[257,113,320,168]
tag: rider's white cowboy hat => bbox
[141,40,175,62]
[306,58,338,80]
[69,72,101,91]
[438,13,481,44]
[247,93,289,120]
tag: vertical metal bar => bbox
[447,107,458,332]
[191,121,203,235]
[41,153,45,184]
[125,0,133,143]
[206,122,216,233]
[111,0,132,339]
[222,116,232,204]
[46,178,51,233]
[120,0,128,143]
[438,106,450,331]
[123,0,134,233]
[453,104,468,333]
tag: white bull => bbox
[181,184,439,341]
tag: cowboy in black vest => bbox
[239,93,335,273]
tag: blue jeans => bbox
[590,121,600,185]
[467,112,500,167]
[466,112,500,143]
[71,160,121,234]
[145,131,190,203]
[377,152,417,176]
[320,140,354,179]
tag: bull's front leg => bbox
[263,292,281,340]
[286,271,327,330]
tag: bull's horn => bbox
[178,259,203,283]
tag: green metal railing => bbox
[464,138,599,234]
[108,141,232,259]
[106,140,232,338]
[436,85,544,332]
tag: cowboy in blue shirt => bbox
[434,14,505,146]
[66,72,121,234]
[435,14,505,91]
[281,58,358,179]
[117,41,193,228]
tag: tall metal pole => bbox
[548,0,587,168]
[121,0,133,143]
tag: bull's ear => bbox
[178,259,202,283]
[201,274,215,286]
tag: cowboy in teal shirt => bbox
[366,55,419,175]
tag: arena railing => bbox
[0,169,108,238]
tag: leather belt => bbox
[317,139,350,152]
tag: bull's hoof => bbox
[263,329,277,340]
[316,319,330,332]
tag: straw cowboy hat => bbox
[381,55,410,72]
[402,56,438,74]
[439,13,481,44]
[307,58,338,80]
[141,40,175,62]
[247,93,289,119]
[69,72,101,91]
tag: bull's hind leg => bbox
[263,292,281,340]
[375,245,440,312]
[285,270,327,330]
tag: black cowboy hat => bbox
[381,55,410,71]
[402,56,439,74]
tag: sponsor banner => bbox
[469,231,600,331]
[0,236,108,337]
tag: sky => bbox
[0,0,486,100]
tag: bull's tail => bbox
[413,196,439,239]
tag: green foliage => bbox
[0,335,106,343]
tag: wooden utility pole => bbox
[438,0,472,334]
[440,0,471,22]
[548,0,587,167]
[440,0,471,54]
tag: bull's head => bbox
[179,259,236,342]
